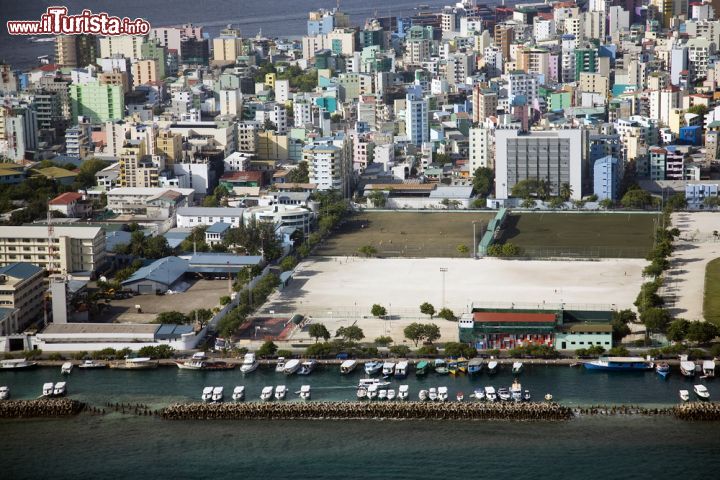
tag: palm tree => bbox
[559,183,573,201]
[537,179,551,200]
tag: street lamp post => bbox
[440,267,448,309]
[472,221,478,258]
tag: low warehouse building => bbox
[121,256,188,294]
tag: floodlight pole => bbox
[440,267,448,309]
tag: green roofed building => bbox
[70,82,125,123]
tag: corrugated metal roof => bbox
[176,207,245,217]
[0,262,43,280]
[206,222,232,234]
[121,257,188,286]
[473,312,557,323]
[429,186,474,199]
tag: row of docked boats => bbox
[584,356,717,379]
[202,385,312,402]
[354,378,536,403]
[679,385,711,401]
[41,382,67,397]
[360,358,508,378]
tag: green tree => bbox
[599,198,614,209]
[336,325,365,342]
[286,161,309,184]
[641,307,671,334]
[666,319,690,342]
[144,236,172,259]
[389,345,411,357]
[420,302,436,319]
[358,245,378,257]
[559,183,573,201]
[404,322,425,347]
[472,167,494,197]
[305,341,334,357]
[155,311,188,324]
[308,323,331,343]
[443,342,476,358]
[371,304,387,317]
[368,190,387,208]
[280,256,297,272]
[621,188,654,209]
[374,336,393,346]
[437,308,456,321]
[188,308,213,328]
[257,340,278,357]
[457,244,470,255]
[422,323,441,343]
[686,322,718,344]
[548,196,564,209]
[666,193,687,210]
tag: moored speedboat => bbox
[680,356,696,377]
[702,360,716,378]
[434,359,448,375]
[0,385,8,400]
[367,384,379,400]
[299,385,311,400]
[201,386,213,402]
[694,384,710,400]
[394,361,409,379]
[437,386,448,402]
[428,387,438,401]
[364,361,383,375]
[1,358,38,370]
[211,386,224,403]
[510,380,522,402]
[297,359,317,375]
[457,357,468,374]
[473,388,485,400]
[42,382,54,397]
[497,387,511,401]
[418,389,429,401]
[468,358,483,375]
[378,389,387,400]
[357,387,368,400]
[240,353,259,374]
[679,389,690,402]
[487,360,498,374]
[387,389,396,401]
[109,357,158,370]
[61,362,73,375]
[544,393,553,401]
[512,362,523,375]
[484,386,496,402]
[283,359,301,375]
[456,391,464,402]
[53,382,66,397]
[78,359,107,369]
[656,362,670,379]
[584,356,654,372]
[523,390,531,401]
[398,385,409,400]
[274,385,287,401]
[447,359,459,375]
[232,386,245,402]
[340,359,357,374]
[382,361,395,378]
[415,360,429,376]
[260,386,273,401]
[275,357,286,373]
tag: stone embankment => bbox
[673,402,720,421]
[0,399,84,418]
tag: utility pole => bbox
[472,221,477,258]
[440,267,448,309]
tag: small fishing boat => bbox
[498,387,511,401]
[456,392,464,402]
[364,361,383,375]
[61,362,73,375]
[1,358,38,370]
[468,358,483,375]
[544,393,553,401]
[512,362,523,374]
[260,386,273,401]
[78,359,107,369]
[175,352,207,370]
[109,357,158,370]
[473,388,485,400]
[53,382,67,397]
[680,356,696,377]
[434,359,449,375]
[357,388,367,400]
[299,385,311,400]
[398,385,409,400]
[42,382,54,397]
[694,384,710,400]
[240,353,259,374]
[201,386,213,402]
[487,360,498,374]
[679,389,690,402]
[340,359,357,374]
[394,361,409,379]
[211,386,224,403]
[418,389,429,401]
[437,386,448,402]
[382,361,395,377]
[428,387,438,401]
[367,384,379,400]
[447,359,459,375]
[656,362,670,379]
[702,360,716,378]
[387,389,396,401]
[297,359,317,375]
[0,386,8,400]
[358,378,391,389]
[378,389,387,400]
[275,357,286,373]
[415,360,429,376]
[484,386,497,402]
[511,380,522,402]
[523,390,531,401]
[283,359,301,374]
[274,385,287,400]
[232,386,245,402]
[457,357,469,374]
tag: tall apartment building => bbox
[131,59,160,86]
[98,35,146,60]
[469,126,494,171]
[212,27,243,63]
[0,226,106,275]
[495,128,583,200]
[156,129,182,163]
[405,87,429,146]
[304,134,353,196]
[494,24,515,60]
[119,140,162,188]
[0,263,45,334]
[593,156,622,201]
[55,34,98,68]
[69,82,125,123]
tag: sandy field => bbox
[260,256,647,344]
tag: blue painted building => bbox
[593,156,622,201]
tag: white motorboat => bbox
[240,353,259,374]
[78,359,106,369]
[201,386,214,402]
[232,386,245,402]
[694,384,710,400]
[367,384,379,400]
[437,386,448,402]
[299,385,311,400]
[0,385,8,400]
[398,385,409,400]
[702,360,716,378]
[523,390,531,401]
[109,357,158,370]
[297,359,317,375]
[357,387,368,400]
[1,358,38,370]
[283,359,301,374]
[512,362,523,374]
[510,380,523,402]
[364,361,383,375]
[498,387,511,401]
[387,389,396,401]
[176,352,207,370]
[680,361,696,377]
[474,388,485,400]
[544,393,553,401]
[42,382,54,397]
[61,362,73,375]
[340,359,358,374]
[456,392,464,402]
[358,378,391,389]
[260,386,273,401]
[382,361,395,377]
[418,389,429,401]
[378,389,388,400]
[484,386,497,402]
[428,387,438,401]
[487,360,498,374]
[53,382,67,397]
[212,386,224,403]
[679,389,690,402]
[275,385,287,400]
[394,361,409,379]
[275,357,286,373]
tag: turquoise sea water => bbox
[2,365,720,479]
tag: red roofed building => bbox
[48,192,91,218]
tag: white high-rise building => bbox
[219,89,242,117]
[404,87,428,146]
[469,126,494,171]
[304,134,353,196]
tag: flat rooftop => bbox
[41,323,159,335]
